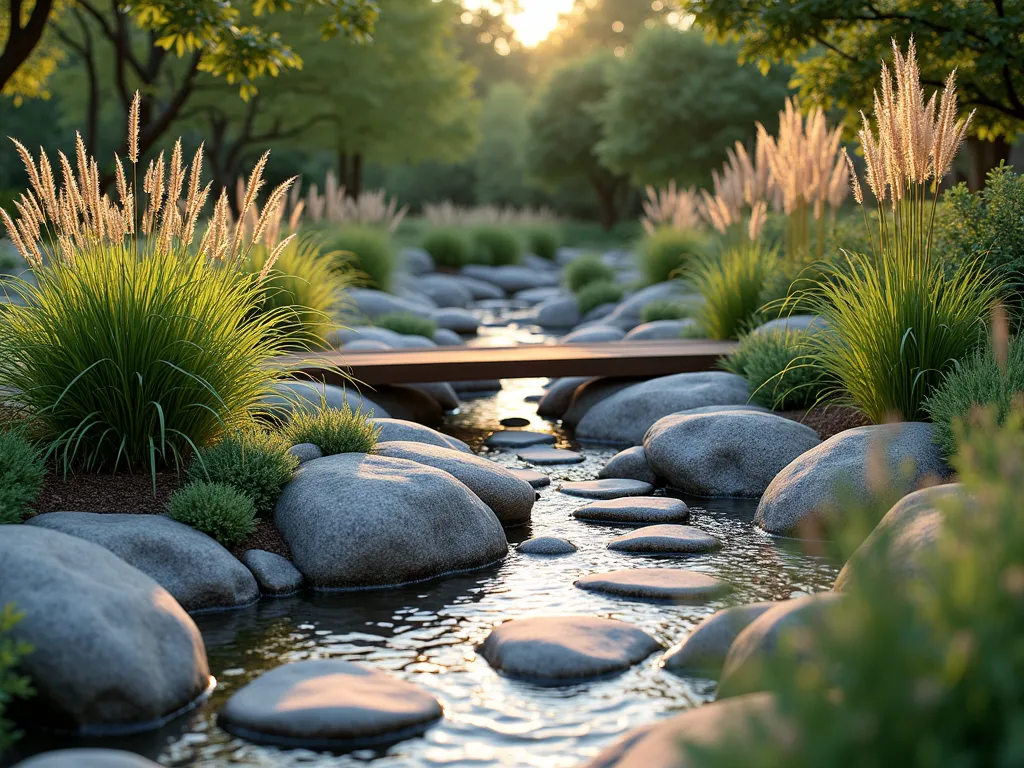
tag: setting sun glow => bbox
[464,0,577,48]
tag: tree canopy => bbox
[597,25,791,188]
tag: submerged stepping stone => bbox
[576,568,731,602]
[478,616,661,683]
[518,446,584,465]
[508,468,551,488]
[517,536,577,555]
[573,497,690,525]
[607,525,721,555]
[218,659,443,748]
[500,417,532,427]
[559,479,653,500]
[485,430,557,449]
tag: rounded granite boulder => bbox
[598,446,659,486]
[26,512,259,612]
[373,440,535,527]
[0,526,210,731]
[218,659,443,748]
[661,602,777,678]
[372,418,473,454]
[644,409,821,497]
[274,453,508,589]
[241,549,304,596]
[478,616,661,683]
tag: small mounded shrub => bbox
[422,228,472,269]
[689,242,778,340]
[924,335,1024,459]
[0,430,45,524]
[576,280,624,316]
[471,226,522,266]
[722,330,828,410]
[325,225,396,291]
[640,298,691,323]
[167,481,257,547]
[241,238,348,348]
[187,430,297,517]
[527,227,561,260]
[282,404,381,456]
[636,227,705,285]
[375,312,437,339]
[0,602,34,753]
[565,254,615,293]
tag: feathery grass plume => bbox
[421,199,560,227]
[801,40,998,422]
[283,172,407,233]
[694,139,775,248]
[641,181,703,235]
[756,97,848,263]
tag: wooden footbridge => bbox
[282,339,737,386]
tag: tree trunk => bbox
[592,181,619,231]
[967,136,1012,191]
[337,150,349,189]
[351,153,363,200]
[0,0,55,92]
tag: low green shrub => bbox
[471,226,522,266]
[565,254,615,293]
[422,228,471,269]
[640,298,691,323]
[324,225,396,291]
[689,242,778,340]
[241,238,348,348]
[282,404,381,456]
[576,280,624,316]
[375,312,437,339]
[0,603,34,753]
[722,330,828,410]
[527,227,561,260]
[187,430,297,517]
[688,410,1024,768]
[636,227,705,285]
[923,335,1024,459]
[167,481,256,546]
[0,430,44,524]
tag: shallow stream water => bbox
[14,318,839,768]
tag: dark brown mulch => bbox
[230,517,292,560]
[776,404,873,441]
[29,468,181,516]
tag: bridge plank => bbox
[281,340,737,385]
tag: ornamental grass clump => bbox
[422,227,471,269]
[0,92,305,480]
[576,279,624,316]
[471,226,522,266]
[0,603,34,753]
[640,298,692,323]
[375,312,437,339]
[689,241,779,340]
[0,430,45,524]
[722,330,827,410]
[167,481,256,547]
[188,430,297,517]
[526,227,561,260]
[324,225,396,291]
[805,40,1001,423]
[283,403,381,456]
[565,253,615,293]
[637,227,706,285]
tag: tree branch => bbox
[0,0,55,91]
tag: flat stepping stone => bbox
[572,496,690,525]
[500,417,532,427]
[518,446,584,465]
[559,479,653,500]
[575,568,731,602]
[607,525,721,554]
[508,468,551,488]
[524,395,542,403]
[218,659,442,748]
[517,536,577,555]
[485,430,556,449]
[478,616,661,683]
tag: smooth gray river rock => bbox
[607,525,722,554]
[576,568,732,602]
[558,479,654,500]
[572,496,690,525]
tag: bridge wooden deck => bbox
[282,339,737,386]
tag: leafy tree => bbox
[598,26,791,187]
[474,81,531,207]
[527,53,629,229]
[684,0,1024,185]
[453,2,531,95]
[537,0,683,58]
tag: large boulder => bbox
[583,693,788,768]
[599,446,659,486]
[0,526,210,731]
[718,593,843,698]
[661,602,777,677]
[537,376,592,420]
[562,377,642,428]
[463,264,560,293]
[274,453,508,589]
[431,308,479,334]
[218,659,442,748]
[355,385,443,427]
[399,246,434,276]
[26,512,259,612]
[414,274,474,308]
[754,422,948,536]
[623,319,696,341]
[478,616,660,683]
[372,418,472,454]
[535,296,581,329]
[644,409,821,497]
[265,381,389,419]
[576,372,750,446]
[450,274,505,301]
[346,288,433,321]
[833,483,967,592]
[750,314,825,336]
[433,327,465,346]
[559,325,626,344]
[373,440,534,527]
